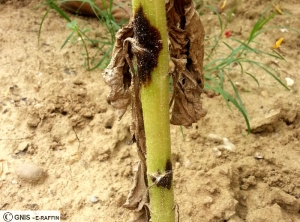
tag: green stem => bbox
[131,0,175,221]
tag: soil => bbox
[1,0,300,221]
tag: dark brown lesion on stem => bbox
[150,159,173,190]
[133,6,163,87]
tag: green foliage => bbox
[38,0,123,70]
[203,6,289,133]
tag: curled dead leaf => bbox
[103,20,133,119]
[167,0,207,127]
[123,161,149,221]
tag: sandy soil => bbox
[1,0,300,221]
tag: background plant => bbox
[38,0,122,70]
[202,4,290,132]
[38,1,294,132]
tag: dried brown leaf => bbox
[123,161,148,221]
[104,19,148,220]
[103,20,133,119]
[167,0,207,127]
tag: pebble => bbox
[222,138,236,152]
[212,137,236,157]
[203,196,213,205]
[260,90,269,99]
[90,196,99,203]
[15,142,29,154]
[183,158,191,168]
[250,109,281,133]
[212,147,222,157]
[285,77,294,86]
[207,133,223,143]
[15,162,44,182]
[27,116,40,127]
[254,152,264,159]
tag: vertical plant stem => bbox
[131,0,175,221]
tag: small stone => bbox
[212,147,222,157]
[83,111,93,118]
[207,133,223,143]
[228,215,244,222]
[175,162,181,169]
[285,77,294,86]
[222,138,236,152]
[15,142,29,154]
[260,90,269,98]
[15,162,44,182]
[254,152,264,159]
[219,168,229,175]
[250,109,281,133]
[203,196,213,205]
[27,115,40,127]
[246,203,284,221]
[90,196,99,203]
[183,158,191,168]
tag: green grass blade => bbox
[227,75,247,113]
[230,38,259,54]
[270,49,286,61]
[218,68,224,89]
[38,9,50,46]
[242,59,289,90]
[47,0,71,22]
[205,83,251,133]
[222,41,234,51]
[245,71,260,87]
[61,30,75,49]
[90,44,114,70]
[206,5,223,30]
[179,125,185,141]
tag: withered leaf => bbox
[103,20,133,119]
[123,162,147,210]
[123,161,148,220]
[103,17,148,221]
[167,0,207,127]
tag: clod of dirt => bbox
[228,215,244,222]
[250,109,281,133]
[27,114,40,127]
[15,141,29,154]
[50,117,72,143]
[15,162,44,182]
[246,203,284,222]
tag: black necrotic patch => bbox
[152,159,173,190]
[133,6,163,86]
